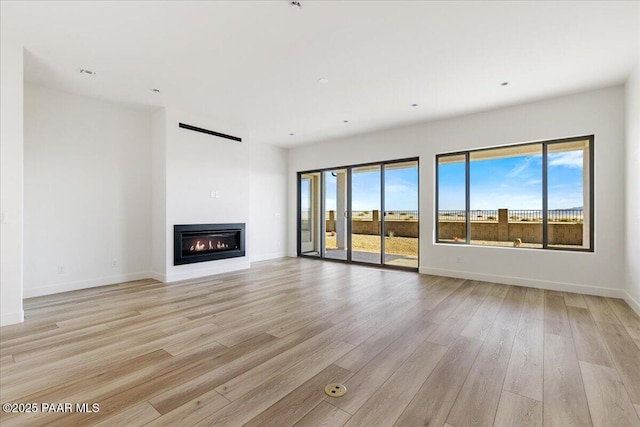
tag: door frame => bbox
[297,157,419,271]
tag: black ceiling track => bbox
[178,123,242,142]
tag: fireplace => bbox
[174,223,245,265]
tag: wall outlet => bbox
[57,266,65,274]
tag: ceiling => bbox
[2,1,639,148]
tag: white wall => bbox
[21,91,288,297]
[0,34,24,326]
[625,48,640,312]
[288,86,627,298]
[159,109,251,282]
[249,140,288,262]
[150,109,167,280]
[23,84,152,297]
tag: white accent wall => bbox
[153,109,253,282]
[288,86,628,300]
[23,84,153,297]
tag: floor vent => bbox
[324,383,347,397]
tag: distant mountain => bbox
[550,206,583,211]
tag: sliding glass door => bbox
[384,161,419,268]
[298,158,418,270]
[300,173,319,255]
[324,169,348,260]
[351,165,382,264]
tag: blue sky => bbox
[325,166,418,211]
[439,151,584,210]
[305,151,583,214]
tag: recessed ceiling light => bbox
[79,69,96,76]
[318,77,329,84]
[151,88,161,93]
[501,82,509,86]
[411,103,418,107]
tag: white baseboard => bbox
[1,309,25,326]
[419,267,626,299]
[164,261,251,283]
[23,272,152,298]
[250,251,288,263]
[149,272,167,283]
[623,291,640,317]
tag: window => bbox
[436,136,593,251]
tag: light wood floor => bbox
[1,258,640,426]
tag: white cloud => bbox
[526,179,542,185]
[548,151,583,168]
[506,157,532,178]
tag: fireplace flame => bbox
[189,239,230,252]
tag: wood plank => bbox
[344,341,447,427]
[446,327,516,427]
[427,288,487,347]
[2,323,110,357]
[544,293,572,337]
[580,361,640,427]
[597,322,640,404]
[543,333,592,426]
[149,321,332,415]
[23,337,266,426]
[564,292,588,308]
[0,354,15,365]
[92,401,161,427]
[492,285,526,331]
[567,306,612,367]
[521,287,545,321]
[329,320,437,414]
[0,349,174,409]
[584,295,620,324]
[625,325,640,350]
[606,298,640,329]
[146,389,230,427]
[503,319,544,401]
[422,280,473,324]
[214,327,352,401]
[194,342,355,426]
[460,284,509,341]
[460,283,509,342]
[493,391,542,427]
[334,306,423,372]
[294,402,351,427]
[161,322,225,356]
[393,336,483,427]
[244,364,353,427]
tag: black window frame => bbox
[435,135,594,252]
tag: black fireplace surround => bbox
[174,223,245,265]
